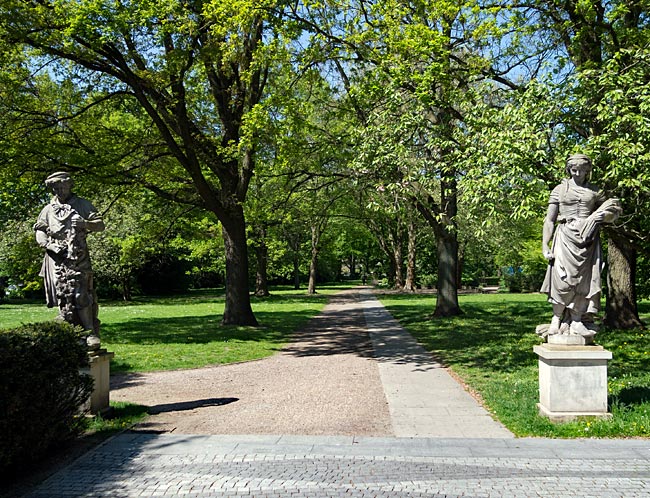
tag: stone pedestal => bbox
[81,349,114,415]
[534,344,612,422]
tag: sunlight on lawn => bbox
[0,287,337,373]
[380,292,650,438]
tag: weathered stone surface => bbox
[540,154,621,342]
[34,172,105,349]
[534,344,612,421]
[81,349,114,415]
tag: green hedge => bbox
[0,321,93,470]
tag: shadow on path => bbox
[147,397,239,414]
[280,291,376,359]
[363,296,443,372]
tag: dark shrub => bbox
[0,321,93,470]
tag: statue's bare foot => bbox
[569,321,592,337]
[86,334,101,350]
[548,316,561,335]
[559,320,571,334]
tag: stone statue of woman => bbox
[539,154,621,342]
[34,172,105,349]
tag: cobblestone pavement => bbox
[27,433,650,497]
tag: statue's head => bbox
[565,154,592,177]
[45,171,74,201]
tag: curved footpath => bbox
[25,288,650,497]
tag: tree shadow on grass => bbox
[609,386,650,409]
[103,289,227,308]
[102,309,319,345]
[382,295,549,374]
[251,293,331,305]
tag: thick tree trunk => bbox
[604,235,642,328]
[308,226,319,295]
[404,218,417,292]
[308,252,318,294]
[414,174,462,317]
[254,239,270,297]
[221,207,257,326]
[434,234,462,317]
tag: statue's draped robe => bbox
[541,180,606,314]
[34,195,102,310]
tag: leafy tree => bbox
[0,0,307,325]
[88,191,221,300]
[519,0,649,328]
[289,0,519,316]
[461,1,650,327]
[0,219,44,298]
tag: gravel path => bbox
[110,288,393,436]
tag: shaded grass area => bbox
[0,285,345,373]
[379,292,650,438]
[86,401,150,434]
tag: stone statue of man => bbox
[34,172,105,349]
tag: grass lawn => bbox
[379,291,650,438]
[0,284,348,373]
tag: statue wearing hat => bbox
[34,172,105,349]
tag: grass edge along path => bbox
[379,291,650,439]
[0,284,348,373]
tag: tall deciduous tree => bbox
[0,0,301,325]
[462,1,650,328]
[291,1,514,316]
[520,0,648,328]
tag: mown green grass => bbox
[86,402,149,434]
[379,292,650,438]
[0,284,347,373]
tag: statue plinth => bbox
[535,324,595,345]
[534,343,612,422]
[547,333,593,346]
[81,348,114,415]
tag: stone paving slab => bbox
[361,290,513,438]
[26,433,650,497]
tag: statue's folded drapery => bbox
[541,179,620,315]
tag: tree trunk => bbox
[308,225,319,295]
[434,234,462,317]
[221,207,257,326]
[604,234,642,328]
[404,217,417,292]
[254,238,270,297]
[392,240,404,289]
[414,171,462,317]
[293,255,301,290]
[121,276,132,302]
